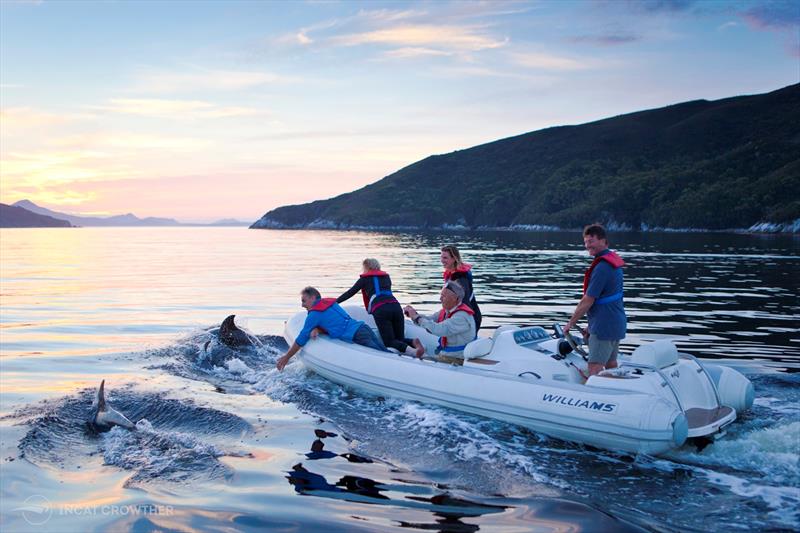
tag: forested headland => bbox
[253,84,799,233]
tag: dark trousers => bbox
[372,302,409,352]
[352,324,388,352]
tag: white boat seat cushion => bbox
[492,325,517,340]
[463,338,493,360]
[630,340,679,369]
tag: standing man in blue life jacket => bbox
[276,286,388,371]
[403,281,476,365]
[564,224,627,377]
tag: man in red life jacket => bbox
[276,286,387,371]
[565,224,627,377]
[403,281,477,364]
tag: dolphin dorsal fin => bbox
[220,314,235,332]
[97,380,106,411]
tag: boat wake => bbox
[142,326,799,531]
[658,375,800,528]
[145,325,285,395]
[7,385,252,488]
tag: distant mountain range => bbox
[206,218,250,227]
[252,83,800,233]
[10,200,181,227]
[0,203,73,228]
[1,200,249,228]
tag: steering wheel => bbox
[564,329,589,360]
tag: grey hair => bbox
[301,286,321,300]
[362,258,381,271]
[443,281,464,302]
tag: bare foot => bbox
[412,338,425,358]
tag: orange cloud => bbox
[331,24,508,52]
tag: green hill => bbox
[252,84,800,232]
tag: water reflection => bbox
[287,429,651,533]
[3,228,796,531]
[288,430,509,531]
[2,228,798,368]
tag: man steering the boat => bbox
[564,224,627,377]
[403,281,476,364]
[276,286,388,371]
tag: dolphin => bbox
[219,314,254,348]
[90,380,136,431]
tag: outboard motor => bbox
[704,365,755,413]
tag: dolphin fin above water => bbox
[91,380,136,431]
[219,314,254,348]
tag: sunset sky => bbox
[1,0,798,223]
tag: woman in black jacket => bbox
[337,258,423,356]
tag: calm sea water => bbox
[1,227,798,532]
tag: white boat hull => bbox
[284,307,753,456]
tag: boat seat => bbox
[492,325,517,340]
[463,337,493,360]
[630,340,679,369]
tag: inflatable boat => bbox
[284,306,754,455]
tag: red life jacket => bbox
[310,298,337,312]
[583,251,625,295]
[360,270,389,278]
[443,263,472,281]
[358,270,395,311]
[436,303,475,349]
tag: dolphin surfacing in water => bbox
[90,380,136,431]
[219,314,254,348]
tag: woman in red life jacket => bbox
[337,258,424,357]
[440,245,482,331]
